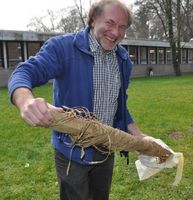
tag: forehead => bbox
[99,3,128,25]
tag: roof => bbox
[0,29,58,41]
[0,30,193,49]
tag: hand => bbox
[138,137,171,163]
[12,87,64,127]
[20,97,54,127]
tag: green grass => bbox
[1,75,193,200]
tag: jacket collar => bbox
[73,26,128,60]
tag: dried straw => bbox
[48,106,171,163]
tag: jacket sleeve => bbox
[8,36,65,101]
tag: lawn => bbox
[0,75,193,200]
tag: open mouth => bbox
[106,36,116,43]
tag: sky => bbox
[0,0,135,31]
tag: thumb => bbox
[47,103,63,112]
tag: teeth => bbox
[106,36,115,42]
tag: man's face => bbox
[91,3,128,50]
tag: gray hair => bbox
[87,0,133,28]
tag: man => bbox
[8,0,145,199]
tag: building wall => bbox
[0,30,193,87]
[1,64,192,87]
[131,63,193,77]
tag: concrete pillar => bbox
[3,41,8,69]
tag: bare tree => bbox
[127,4,150,39]
[134,0,182,76]
[27,0,93,33]
[27,9,60,32]
[74,0,87,27]
[166,0,181,76]
[57,7,85,33]
[181,0,193,41]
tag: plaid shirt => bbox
[89,30,121,126]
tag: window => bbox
[181,49,187,64]
[27,42,42,58]
[148,47,156,64]
[157,48,165,64]
[0,42,3,68]
[129,46,138,64]
[140,47,147,64]
[188,49,193,64]
[7,42,23,68]
[166,48,172,64]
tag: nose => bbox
[111,27,120,37]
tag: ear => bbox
[91,17,95,28]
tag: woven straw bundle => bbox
[48,106,171,163]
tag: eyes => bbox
[105,20,127,32]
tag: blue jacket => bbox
[8,27,134,164]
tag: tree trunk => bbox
[167,0,181,76]
[176,0,182,76]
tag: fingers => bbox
[137,148,171,163]
[21,98,53,127]
[47,103,63,112]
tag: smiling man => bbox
[8,0,145,200]
[89,1,129,50]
